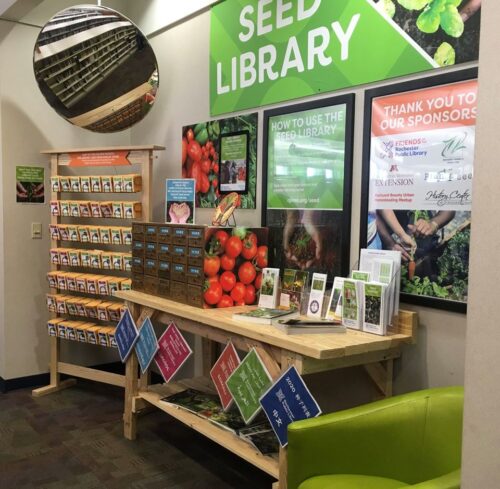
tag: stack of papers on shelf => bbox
[161,389,279,455]
[232,308,298,325]
[273,317,346,335]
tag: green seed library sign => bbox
[210,0,480,116]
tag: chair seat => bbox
[298,474,409,489]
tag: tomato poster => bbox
[263,95,354,281]
[182,113,257,209]
[361,71,477,312]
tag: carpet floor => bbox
[0,382,275,489]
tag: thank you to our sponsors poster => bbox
[369,80,476,212]
[366,79,477,307]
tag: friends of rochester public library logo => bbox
[377,141,394,160]
[442,132,467,163]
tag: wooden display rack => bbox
[115,290,418,489]
[33,145,164,398]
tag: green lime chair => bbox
[287,386,463,489]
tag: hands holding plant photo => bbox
[168,202,191,224]
[283,210,325,270]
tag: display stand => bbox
[115,290,418,489]
[33,145,164,397]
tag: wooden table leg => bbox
[202,337,218,378]
[123,302,141,440]
[32,336,76,397]
[364,358,394,399]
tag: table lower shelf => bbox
[134,381,279,479]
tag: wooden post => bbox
[124,302,141,440]
[277,350,304,489]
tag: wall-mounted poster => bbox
[263,95,354,282]
[165,179,195,224]
[210,0,481,115]
[16,166,44,203]
[360,69,477,313]
[182,113,257,208]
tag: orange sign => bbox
[67,151,131,167]
[371,80,477,138]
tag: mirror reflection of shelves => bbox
[35,24,138,108]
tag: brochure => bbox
[351,270,371,282]
[307,273,327,318]
[359,249,401,322]
[363,282,388,336]
[258,268,280,309]
[326,277,344,322]
[342,279,363,330]
[280,269,309,311]
[232,308,297,325]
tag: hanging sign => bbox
[260,366,321,447]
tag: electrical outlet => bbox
[32,222,42,239]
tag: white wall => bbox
[129,8,470,396]
[461,1,500,487]
[0,52,5,379]
[0,18,130,379]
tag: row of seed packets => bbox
[51,174,141,193]
[50,200,141,219]
[47,271,131,295]
[47,318,117,348]
[49,224,132,244]
[47,293,125,322]
[50,248,132,271]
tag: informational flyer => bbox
[154,322,193,383]
[260,366,321,447]
[267,104,346,211]
[115,309,139,363]
[16,166,44,203]
[220,131,248,193]
[165,179,195,224]
[366,79,476,307]
[226,349,273,424]
[134,317,159,374]
[209,342,241,411]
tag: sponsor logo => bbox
[377,141,394,160]
[442,133,467,162]
[425,189,471,207]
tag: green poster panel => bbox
[226,349,273,424]
[16,166,45,203]
[210,0,481,116]
[263,94,354,281]
[267,104,346,210]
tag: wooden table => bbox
[116,290,417,489]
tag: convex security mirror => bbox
[33,5,159,133]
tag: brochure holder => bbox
[347,259,400,330]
